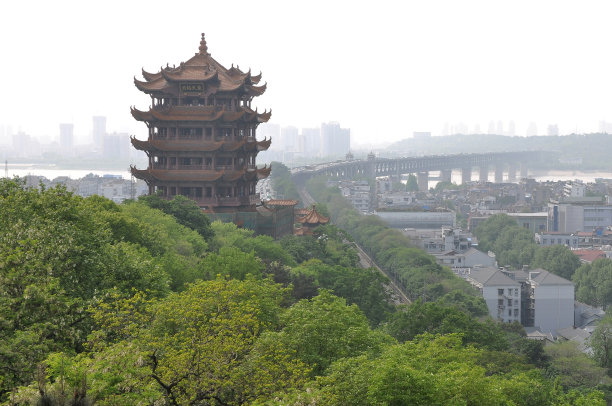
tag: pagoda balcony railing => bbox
[178,134,203,141]
[215,165,235,170]
[151,164,214,170]
[176,164,213,170]
[182,193,260,207]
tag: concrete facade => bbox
[465,267,521,323]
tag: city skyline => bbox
[3,1,612,146]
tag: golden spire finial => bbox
[199,33,208,55]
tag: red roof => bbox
[265,199,299,206]
[573,249,606,263]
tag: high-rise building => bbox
[92,116,106,147]
[301,127,320,156]
[130,34,271,212]
[547,124,559,136]
[59,123,74,150]
[103,132,130,159]
[320,121,350,158]
[280,126,298,152]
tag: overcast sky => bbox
[2,0,612,146]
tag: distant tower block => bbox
[440,169,452,183]
[461,167,471,184]
[520,162,528,179]
[508,163,517,182]
[494,164,504,183]
[130,34,271,211]
[479,165,488,182]
[417,171,429,192]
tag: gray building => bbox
[59,123,74,151]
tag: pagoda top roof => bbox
[135,33,266,96]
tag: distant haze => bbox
[2,0,612,145]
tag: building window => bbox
[514,288,519,296]
[508,309,512,316]
[507,298,512,306]
[498,289,504,296]
[498,299,504,306]
[514,309,519,317]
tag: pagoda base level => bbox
[202,205,257,213]
[205,205,294,239]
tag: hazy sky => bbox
[2,0,612,146]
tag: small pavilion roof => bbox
[296,206,330,225]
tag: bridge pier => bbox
[461,167,471,184]
[495,164,504,183]
[479,165,488,182]
[508,163,517,182]
[417,171,429,192]
[440,169,452,183]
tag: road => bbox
[297,186,410,305]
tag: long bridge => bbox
[291,151,546,190]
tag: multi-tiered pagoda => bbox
[130,34,271,212]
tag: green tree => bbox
[138,194,214,242]
[590,312,612,373]
[573,258,612,309]
[274,290,391,375]
[405,174,418,192]
[532,245,581,280]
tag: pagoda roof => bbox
[131,136,271,153]
[130,106,271,123]
[135,34,267,97]
[130,165,270,183]
[296,206,330,225]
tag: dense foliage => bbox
[0,178,607,405]
[475,213,581,279]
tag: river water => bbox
[4,165,612,184]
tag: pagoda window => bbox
[170,157,176,167]
[169,127,177,137]
[180,187,191,197]
[195,128,203,137]
[195,188,202,198]
[205,187,212,197]
[205,128,212,138]
[170,187,176,196]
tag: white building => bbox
[535,232,579,248]
[465,267,521,323]
[434,248,497,269]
